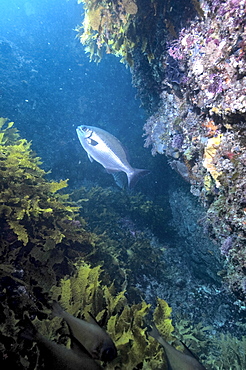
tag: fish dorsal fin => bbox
[180,340,200,360]
[88,311,101,327]
[98,309,108,328]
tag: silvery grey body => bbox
[76,125,149,188]
[21,315,103,370]
[149,325,206,370]
[52,302,117,362]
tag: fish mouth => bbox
[77,125,92,137]
[77,125,89,133]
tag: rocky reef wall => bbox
[142,0,246,302]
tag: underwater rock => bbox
[141,0,246,302]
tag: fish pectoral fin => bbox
[88,138,98,146]
[87,153,94,162]
[91,350,100,360]
[70,335,93,359]
[180,340,200,360]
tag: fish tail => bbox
[128,168,150,188]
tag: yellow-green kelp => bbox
[77,0,139,65]
[28,261,174,369]
[0,118,98,306]
[0,117,82,246]
[76,0,177,66]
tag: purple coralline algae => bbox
[144,0,246,302]
[220,236,234,256]
[171,133,184,150]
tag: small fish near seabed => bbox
[76,125,150,188]
[20,316,103,370]
[52,301,117,362]
[149,324,206,370]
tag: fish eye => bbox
[81,126,88,132]
[101,347,117,362]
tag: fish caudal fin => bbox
[128,168,150,189]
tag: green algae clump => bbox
[76,0,178,67]
[0,120,97,366]
[77,0,138,65]
[0,118,83,246]
[50,261,169,369]
[0,118,95,301]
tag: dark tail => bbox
[128,168,150,189]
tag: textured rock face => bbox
[142,0,246,302]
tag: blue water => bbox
[0,0,168,194]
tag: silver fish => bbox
[76,125,150,188]
[21,316,103,370]
[53,302,117,362]
[149,324,206,370]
